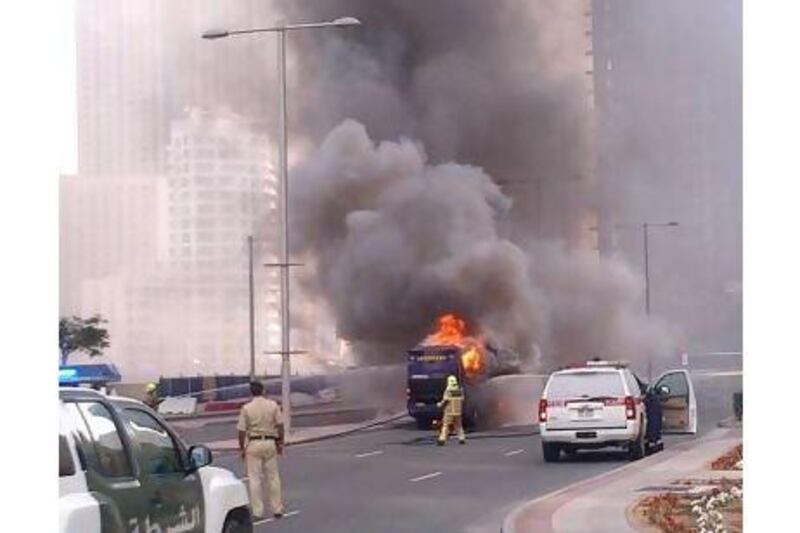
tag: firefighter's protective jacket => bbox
[438,376,464,417]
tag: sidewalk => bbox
[204,410,408,451]
[503,427,742,533]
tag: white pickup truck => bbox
[59,387,252,532]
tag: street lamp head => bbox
[202,29,230,39]
[331,16,361,27]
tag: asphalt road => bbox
[190,373,740,533]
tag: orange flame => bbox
[425,313,469,346]
[461,345,484,376]
[423,313,487,380]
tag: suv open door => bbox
[650,369,697,434]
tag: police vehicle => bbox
[538,361,697,462]
[59,387,252,532]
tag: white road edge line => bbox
[409,471,442,483]
[253,510,300,524]
[504,449,525,457]
[355,450,384,458]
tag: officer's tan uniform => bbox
[437,377,466,444]
[237,396,284,517]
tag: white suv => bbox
[538,362,697,462]
[60,387,252,532]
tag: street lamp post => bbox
[203,17,361,436]
[641,221,679,380]
[248,235,255,381]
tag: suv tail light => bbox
[624,396,636,420]
[538,399,548,423]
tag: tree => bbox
[59,315,110,366]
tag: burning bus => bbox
[406,314,520,429]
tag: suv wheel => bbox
[542,442,561,462]
[223,509,253,533]
[628,429,645,461]
[563,446,579,460]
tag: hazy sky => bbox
[60,0,77,175]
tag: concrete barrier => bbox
[158,396,198,416]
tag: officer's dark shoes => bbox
[274,513,284,519]
[459,439,466,445]
[436,440,445,446]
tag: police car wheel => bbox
[222,510,252,533]
[542,442,561,462]
[563,446,579,460]
[628,429,645,461]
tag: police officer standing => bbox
[437,375,466,446]
[237,381,285,519]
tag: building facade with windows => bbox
[590,0,742,352]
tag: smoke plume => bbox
[276,0,677,368]
[290,120,539,362]
[67,0,730,379]
[275,0,591,244]
[290,119,677,368]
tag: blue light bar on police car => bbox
[58,368,78,381]
[59,364,122,385]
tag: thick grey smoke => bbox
[291,120,539,362]
[526,241,678,365]
[276,0,677,368]
[275,0,591,243]
[290,120,677,368]
[69,0,724,379]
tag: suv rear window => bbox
[546,371,625,399]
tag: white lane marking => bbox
[409,471,442,483]
[253,510,300,524]
[504,449,525,457]
[355,450,384,458]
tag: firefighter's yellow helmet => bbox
[145,382,157,393]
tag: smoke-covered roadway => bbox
[179,372,739,532]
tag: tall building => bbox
[59,174,164,312]
[59,173,171,377]
[75,0,168,176]
[72,0,287,377]
[75,0,276,177]
[164,108,281,374]
[591,0,742,352]
[165,109,278,270]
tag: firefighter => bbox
[144,382,161,410]
[437,375,466,445]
